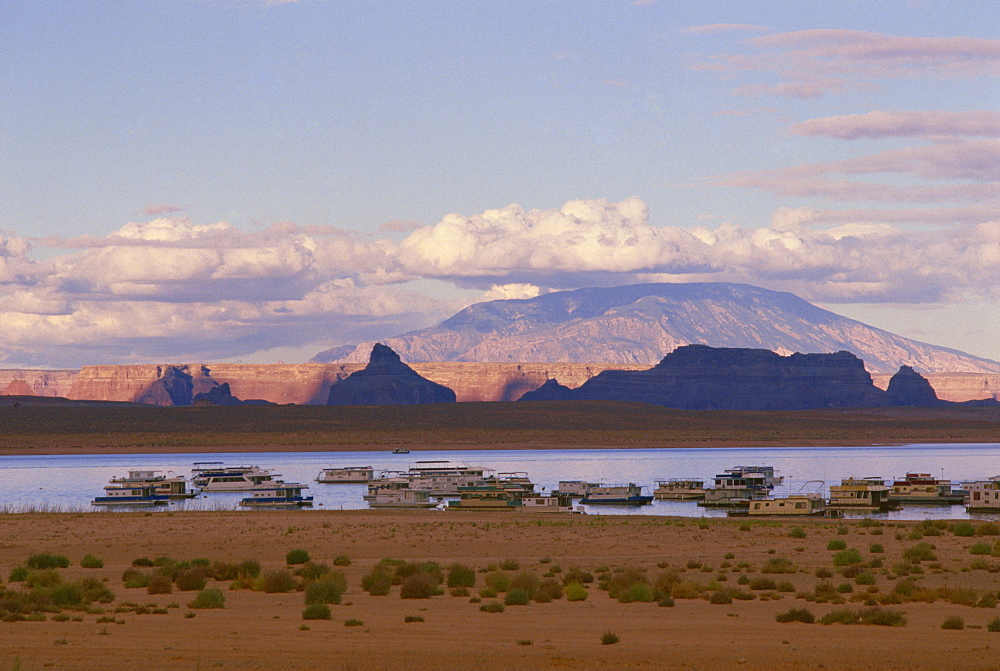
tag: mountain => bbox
[311,282,1000,375]
[326,343,456,406]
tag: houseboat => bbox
[888,473,966,504]
[653,478,706,500]
[724,465,783,489]
[447,484,524,511]
[699,470,770,507]
[965,477,1000,511]
[519,493,583,514]
[392,448,410,454]
[580,483,653,505]
[554,481,599,497]
[239,482,313,508]
[92,482,170,507]
[828,477,898,512]
[191,463,281,492]
[315,466,376,484]
[396,460,496,496]
[737,494,839,517]
[108,470,198,499]
[368,487,438,508]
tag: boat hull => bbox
[580,496,653,505]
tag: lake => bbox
[3,443,1000,519]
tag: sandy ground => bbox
[3,510,1000,670]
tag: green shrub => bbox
[188,589,225,609]
[761,558,796,574]
[333,555,352,567]
[952,522,976,537]
[902,543,936,563]
[508,571,540,599]
[261,570,296,593]
[26,553,69,570]
[535,579,563,602]
[122,569,150,589]
[484,571,510,593]
[294,562,331,582]
[561,568,594,585]
[565,583,588,601]
[601,631,619,645]
[827,540,847,551]
[400,573,439,599]
[832,548,863,566]
[619,583,655,603]
[24,569,61,588]
[789,526,806,539]
[80,554,104,569]
[344,618,364,627]
[286,549,310,565]
[8,565,28,582]
[504,588,530,606]
[709,590,732,604]
[147,575,173,595]
[174,569,207,592]
[132,557,154,567]
[821,608,859,625]
[304,573,347,605]
[499,559,520,571]
[836,526,849,535]
[301,603,331,620]
[970,541,993,555]
[977,523,1000,536]
[749,577,777,591]
[479,602,504,613]
[869,543,884,554]
[361,566,394,596]
[941,615,964,630]
[446,564,476,588]
[775,607,814,623]
[855,572,876,586]
[404,615,424,622]
[987,617,1000,632]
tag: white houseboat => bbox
[315,466,376,484]
[966,477,1000,511]
[92,482,170,507]
[739,494,838,517]
[699,470,770,507]
[554,481,599,497]
[888,473,966,504]
[368,487,438,508]
[191,463,281,492]
[239,482,313,508]
[653,478,706,500]
[108,470,198,499]
[580,483,653,505]
[395,460,495,496]
[828,477,898,512]
[519,493,583,514]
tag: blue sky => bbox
[0,0,998,368]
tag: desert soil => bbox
[3,510,1000,670]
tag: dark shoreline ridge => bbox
[520,345,999,411]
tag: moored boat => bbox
[191,463,281,492]
[554,481,599,497]
[699,470,770,507]
[92,482,170,507]
[580,483,653,505]
[653,478,705,500]
[239,482,313,508]
[888,473,966,504]
[108,470,198,499]
[965,476,1000,511]
[368,487,438,508]
[316,466,375,484]
[736,493,840,517]
[395,460,496,496]
[828,477,898,512]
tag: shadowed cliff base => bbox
[1,398,999,454]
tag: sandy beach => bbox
[3,509,1000,670]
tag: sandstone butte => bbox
[1,363,999,405]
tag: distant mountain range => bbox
[311,282,1000,375]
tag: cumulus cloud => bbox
[3,197,1000,367]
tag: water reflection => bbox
[2,443,1000,519]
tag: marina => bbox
[4,443,1000,519]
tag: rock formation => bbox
[313,282,1000,375]
[1,379,35,396]
[327,344,456,406]
[0,370,77,397]
[518,378,574,402]
[885,365,943,407]
[520,345,890,410]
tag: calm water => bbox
[3,444,1000,519]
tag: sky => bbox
[0,0,998,369]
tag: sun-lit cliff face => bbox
[312,282,1000,376]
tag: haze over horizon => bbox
[1,1,997,369]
